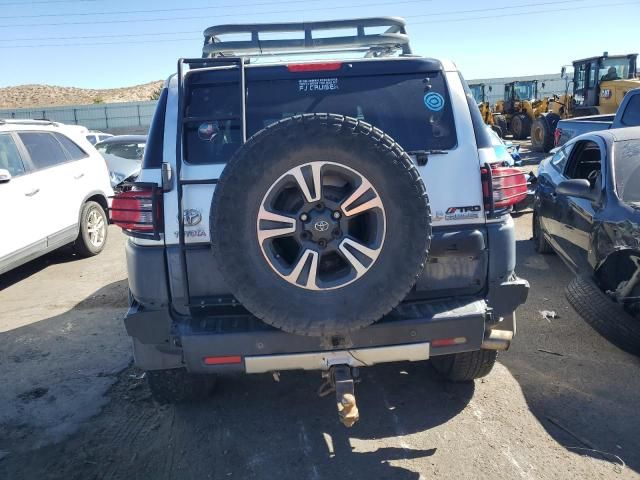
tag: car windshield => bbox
[513,82,536,100]
[96,142,145,160]
[614,139,640,205]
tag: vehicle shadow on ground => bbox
[501,236,640,473]
[0,279,131,461]
[0,246,79,291]
[1,358,473,479]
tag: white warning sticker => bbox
[298,78,339,92]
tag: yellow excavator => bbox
[532,52,639,152]
[492,80,552,141]
[469,83,496,132]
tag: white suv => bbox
[0,119,113,275]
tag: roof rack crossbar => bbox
[202,17,411,58]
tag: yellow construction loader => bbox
[493,80,551,141]
[531,52,639,152]
[469,83,494,126]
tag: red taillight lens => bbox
[287,62,342,72]
[482,165,528,211]
[110,186,163,236]
[203,356,242,366]
[554,128,562,146]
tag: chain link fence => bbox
[0,100,158,133]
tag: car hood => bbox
[103,154,141,183]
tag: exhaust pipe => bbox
[481,329,513,351]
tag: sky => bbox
[0,0,638,88]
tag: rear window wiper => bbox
[407,149,449,166]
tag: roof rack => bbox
[0,118,59,126]
[202,17,412,59]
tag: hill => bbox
[0,81,164,109]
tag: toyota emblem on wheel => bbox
[314,220,330,232]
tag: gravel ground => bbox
[1,178,639,479]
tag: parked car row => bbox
[0,118,146,275]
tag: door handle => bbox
[74,173,85,180]
[25,188,40,197]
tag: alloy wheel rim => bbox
[87,208,106,248]
[256,161,386,290]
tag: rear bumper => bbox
[124,296,519,373]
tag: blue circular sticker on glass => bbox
[424,92,445,112]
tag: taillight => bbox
[554,128,562,146]
[481,165,528,211]
[110,184,163,239]
[287,62,342,72]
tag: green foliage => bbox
[149,87,162,101]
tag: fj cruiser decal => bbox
[444,205,481,220]
[424,92,445,112]
[298,78,339,92]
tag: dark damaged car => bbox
[533,126,640,353]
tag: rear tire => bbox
[566,275,640,356]
[532,212,553,254]
[74,201,108,257]
[431,350,498,382]
[147,368,217,404]
[531,114,559,153]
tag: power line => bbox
[0,0,587,19]
[0,0,586,41]
[0,1,638,46]
[0,0,430,28]
[2,0,363,19]
[0,0,99,5]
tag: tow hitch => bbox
[318,365,360,427]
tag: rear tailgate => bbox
[162,58,488,308]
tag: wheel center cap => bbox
[305,211,336,243]
[314,220,330,232]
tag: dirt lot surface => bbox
[1,154,639,479]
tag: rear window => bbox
[185,71,457,164]
[614,139,640,205]
[54,133,88,160]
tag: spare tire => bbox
[210,114,431,336]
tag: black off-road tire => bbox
[531,115,555,153]
[74,201,108,257]
[210,114,431,336]
[532,211,553,254]
[147,368,217,404]
[566,275,640,355]
[431,350,498,382]
[510,114,532,140]
[494,115,508,138]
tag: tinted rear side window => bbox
[54,133,88,160]
[18,132,68,170]
[143,87,168,168]
[620,94,640,126]
[614,139,640,204]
